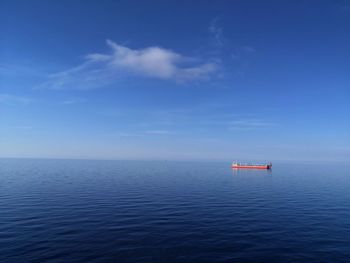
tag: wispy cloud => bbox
[0,64,45,78]
[116,130,172,137]
[38,59,116,90]
[13,125,33,130]
[228,119,275,131]
[103,107,275,135]
[62,98,86,105]
[39,40,219,90]
[335,1,350,13]
[116,132,143,137]
[0,94,32,105]
[241,46,256,53]
[145,130,172,135]
[207,17,256,79]
[209,18,224,47]
[231,46,256,60]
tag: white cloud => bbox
[104,40,181,79]
[99,40,218,81]
[40,40,219,89]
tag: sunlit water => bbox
[1,159,350,262]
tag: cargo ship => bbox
[232,162,272,169]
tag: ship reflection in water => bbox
[232,166,272,176]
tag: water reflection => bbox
[232,168,272,176]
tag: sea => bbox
[1,158,350,262]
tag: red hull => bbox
[232,165,271,169]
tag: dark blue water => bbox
[1,159,350,262]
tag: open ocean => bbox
[1,158,350,262]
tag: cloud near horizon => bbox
[40,40,219,89]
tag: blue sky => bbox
[1,0,349,161]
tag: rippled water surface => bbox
[1,159,350,262]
